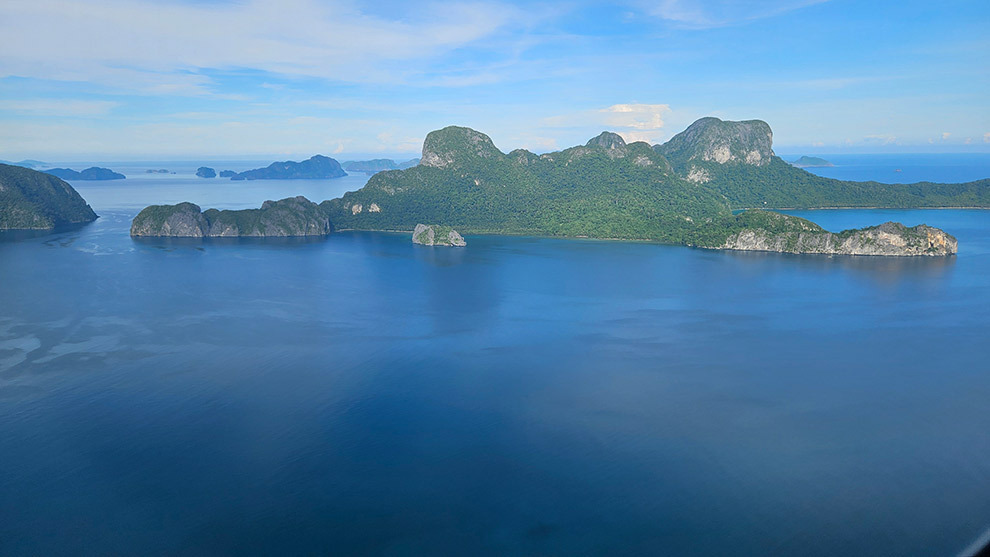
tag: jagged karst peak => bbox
[586,131,627,150]
[657,116,774,169]
[420,126,503,168]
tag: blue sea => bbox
[1,156,989,555]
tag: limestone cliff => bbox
[718,211,957,256]
[130,196,331,238]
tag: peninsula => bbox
[0,163,99,230]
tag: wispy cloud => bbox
[0,0,531,94]
[644,0,829,29]
[0,99,117,117]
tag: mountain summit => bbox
[656,117,774,172]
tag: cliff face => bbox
[412,224,466,246]
[719,214,957,256]
[656,117,774,172]
[0,163,98,230]
[130,196,331,238]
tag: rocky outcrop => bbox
[719,212,957,256]
[586,131,629,158]
[130,196,332,238]
[656,117,774,170]
[420,126,501,168]
[0,163,98,230]
[412,224,466,246]
[196,167,217,178]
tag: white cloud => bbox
[941,132,952,140]
[599,104,670,130]
[646,0,829,29]
[544,103,670,144]
[0,0,526,93]
[812,141,824,147]
[864,134,896,145]
[984,133,990,143]
[0,99,117,117]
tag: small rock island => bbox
[130,196,331,238]
[412,224,466,247]
[196,167,217,178]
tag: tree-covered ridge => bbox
[321,120,987,246]
[0,163,98,230]
[323,126,730,243]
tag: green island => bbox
[130,196,331,238]
[129,117,985,255]
[0,163,98,230]
[789,155,833,167]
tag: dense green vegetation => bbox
[322,119,988,245]
[0,163,98,229]
[685,157,990,209]
[324,127,729,243]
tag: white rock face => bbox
[704,145,732,164]
[368,203,381,213]
[745,150,763,164]
[686,167,711,184]
[351,203,363,215]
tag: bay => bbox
[1,158,988,556]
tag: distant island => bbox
[131,117,986,255]
[0,163,98,230]
[0,159,47,169]
[789,156,833,168]
[146,169,172,174]
[130,196,331,238]
[219,170,237,178]
[196,166,217,178]
[412,224,466,246]
[44,167,125,180]
[228,155,346,180]
[341,158,419,174]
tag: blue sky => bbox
[0,0,988,160]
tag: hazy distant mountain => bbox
[44,167,125,180]
[230,155,346,180]
[789,156,833,167]
[341,158,419,173]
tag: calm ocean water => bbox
[1,157,989,555]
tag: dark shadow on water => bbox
[0,221,97,243]
[131,235,329,249]
[719,249,956,279]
